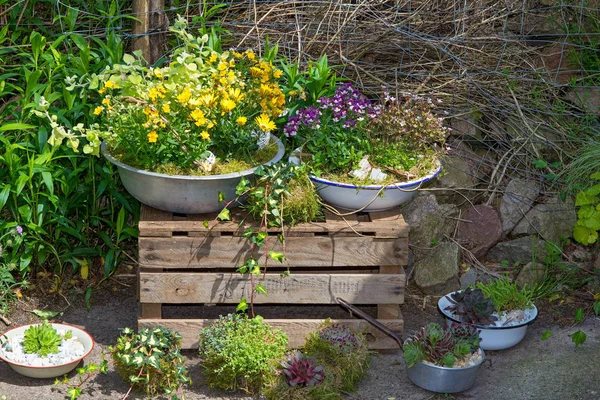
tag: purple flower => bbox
[16,225,23,236]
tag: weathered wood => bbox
[140,272,405,304]
[138,318,404,350]
[139,236,408,269]
[132,0,168,65]
[140,303,162,319]
[377,265,403,320]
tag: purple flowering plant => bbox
[284,83,380,176]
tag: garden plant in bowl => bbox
[35,17,286,214]
[437,278,538,350]
[0,320,93,378]
[286,84,447,212]
[403,322,484,393]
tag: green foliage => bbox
[573,172,600,245]
[0,2,138,303]
[266,321,370,400]
[402,323,481,368]
[111,326,190,399]
[22,320,63,357]
[541,330,552,341]
[476,277,534,313]
[198,314,288,394]
[445,288,498,325]
[55,357,109,399]
[572,330,587,347]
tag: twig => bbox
[0,315,12,326]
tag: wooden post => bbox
[132,0,168,65]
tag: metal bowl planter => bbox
[0,323,94,379]
[289,150,442,212]
[406,349,485,393]
[101,136,285,214]
[437,293,538,351]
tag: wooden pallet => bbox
[138,204,408,350]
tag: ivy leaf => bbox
[572,330,587,347]
[203,220,209,229]
[67,387,82,400]
[573,224,598,245]
[255,284,268,295]
[541,330,552,340]
[217,208,230,221]
[594,302,600,316]
[533,159,547,169]
[268,250,286,263]
[236,298,248,312]
[28,309,60,319]
[218,191,225,203]
[574,308,585,323]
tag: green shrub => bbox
[198,313,288,394]
[573,172,600,245]
[111,327,190,399]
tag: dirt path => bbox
[1,279,599,400]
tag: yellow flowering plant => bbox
[38,17,286,174]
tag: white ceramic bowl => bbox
[0,323,94,378]
[438,294,538,351]
[289,150,441,212]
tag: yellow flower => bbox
[147,131,158,143]
[255,113,276,133]
[177,87,192,104]
[232,51,242,58]
[190,109,206,126]
[201,131,210,140]
[104,80,118,89]
[236,116,247,126]
[93,106,104,115]
[220,98,236,113]
[101,98,110,106]
[162,103,171,113]
[228,87,244,102]
[217,61,228,71]
[149,87,160,102]
[209,53,218,64]
[154,68,163,78]
[273,69,283,79]
[250,67,263,77]
[246,50,256,61]
[259,84,272,97]
[199,93,216,107]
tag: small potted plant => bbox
[403,322,484,393]
[437,279,538,350]
[111,326,190,398]
[286,84,447,211]
[35,16,286,214]
[198,313,288,394]
[0,320,93,378]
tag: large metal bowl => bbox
[102,136,285,214]
[406,349,485,393]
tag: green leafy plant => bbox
[111,326,190,399]
[573,172,600,245]
[22,320,63,357]
[198,313,288,394]
[403,323,481,368]
[476,277,534,313]
[445,288,498,325]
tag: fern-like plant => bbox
[22,320,63,357]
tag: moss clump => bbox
[198,314,288,394]
[265,320,370,399]
[280,169,321,225]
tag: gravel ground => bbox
[1,278,599,400]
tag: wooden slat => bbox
[377,265,403,320]
[138,318,403,350]
[139,273,405,304]
[139,236,407,269]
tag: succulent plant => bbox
[22,320,63,357]
[280,351,326,387]
[318,324,359,352]
[403,322,482,368]
[445,288,498,325]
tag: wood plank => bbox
[140,273,405,304]
[140,303,162,319]
[377,266,404,320]
[139,236,407,268]
[138,318,403,350]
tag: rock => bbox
[487,235,547,266]
[511,197,577,243]
[500,179,540,235]
[415,242,460,295]
[460,268,478,289]
[457,205,502,259]
[438,155,478,191]
[516,262,546,287]
[402,193,459,252]
[564,87,600,115]
[534,43,580,85]
[450,117,480,138]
